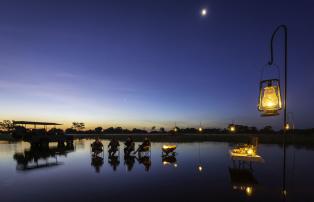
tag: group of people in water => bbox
[91,136,151,157]
[90,136,152,172]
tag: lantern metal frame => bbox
[258,78,282,116]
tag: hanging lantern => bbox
[258,79,282,116]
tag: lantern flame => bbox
[258,80,282,116]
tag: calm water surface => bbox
[0,139,314,202]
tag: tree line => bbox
[0,120,314,135]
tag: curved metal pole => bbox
[268,24,288,131]
[268,24,288,200]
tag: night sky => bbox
[0,0,313,129]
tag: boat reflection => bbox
[229,161,258,197]
[162,155,177,168]
[13,143,75,171]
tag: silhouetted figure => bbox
[108,138,120,156]
[135,137,151,156]
[91,137,103,156]
[124,155,136,171]
[91,155,104,173]
[124,136,135,156]
[108,155,120,171]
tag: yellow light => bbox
[162,145,176,150]
[201,8,207,16]
[198,165,203,172]
[163,161,168,166]
[262,86,279,108]
[245,187,253,196]
[230,126,235,132]
[259,83,282,116]
[285,123,290,130]
[247,148,254,156]
[174,127,178,132]
[198,127,203,132]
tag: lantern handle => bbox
[260,63,280,81]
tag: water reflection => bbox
[2,139,314,201]
[124,155,136,171]
[91,155,104,173]
[13,143,74,171]
[162,155,177,168]
[229,161,258,197]
[136,155,151,171]
[108,154,120,171]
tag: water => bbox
[0,139,314,202]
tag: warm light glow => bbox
[173,163,178,168]
[231,144,257,157]
[174,127,178,132]
[201,8,207,16]
[162,145,176,150]
[230,126,236,132]
[163,161,168,166]
[285,123,290,130]
[259,81,282,116]
[245,187,253,196]
[262,86,279,108]
[247,148,253,156]
[198,165,203,172]
[198,127,203,132]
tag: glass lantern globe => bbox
[258,79,282,116]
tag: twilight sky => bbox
[0,0,313,129]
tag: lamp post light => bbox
[198,122,203,133]
[228,123,236,133]
[259,24,288,198]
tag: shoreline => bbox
[1,133,314,147]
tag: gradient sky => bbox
[0,0,313,129]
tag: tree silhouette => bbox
[0,120,13,132]
[94,127,103,134]
[72,122,85,131]
[260,125,274,133]
[160,127,165,133]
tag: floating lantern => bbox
[258,79,282,116]
[162,145,177,154]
